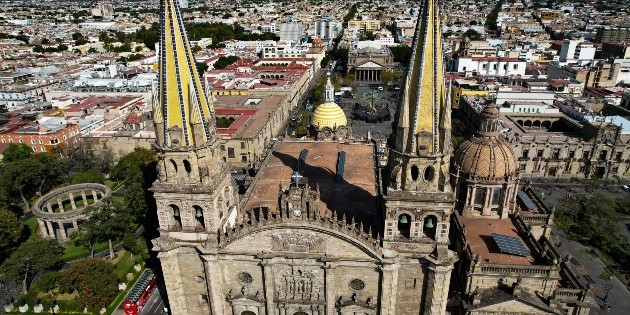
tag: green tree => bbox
[41,38,50,44]
[58,259,119,309]
[2,144,33,162]
[0,208,23,252]
[124,181,149,222]
[196,61,209,76]
[463,29,483,40]
[0,239,63,293]
[213,55,239,69]
[72,32,83,40]
[77,201,131,259]
[109,147,156,183]
[380,70,403,86]
[57,44,68,51]
[87,47,97,53]
[69,168,105,184]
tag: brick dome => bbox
[454,135,517,179]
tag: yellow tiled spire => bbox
[395,0,449,155]
[154,0,215,147]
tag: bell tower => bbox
[151,0,237,313]
[384,0,453,252]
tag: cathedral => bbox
[149,0,594,314]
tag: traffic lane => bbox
[140,288,166,315]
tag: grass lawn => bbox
[62,241,109,262]
[113,250,137,279]
[24,216,40,241]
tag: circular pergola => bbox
[32,183,112,243]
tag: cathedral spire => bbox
[154,0,215,148]
[395,0,448,155]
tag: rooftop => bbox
[243,141,378,227]
[458,216,536,266]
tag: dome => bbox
[454,136,517,179]
[312,102,347,131]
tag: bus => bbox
[122,269,157,315]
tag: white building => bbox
[559,40,596,61]
[451,56,526,76]
[278,23,304,43]
[315,20,341,41]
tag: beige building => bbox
[459,95,630,180]
[347,20,381,32]
[347,47,395,81]
[547,61,620,88]
[448,103,596,314]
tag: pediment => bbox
[220,225,381,260]
[472,299,556,314]
[356,61,385,69]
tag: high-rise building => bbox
[278,22,303,43]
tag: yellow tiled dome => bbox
[312,102,347,131]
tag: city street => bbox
[528,179,630,314]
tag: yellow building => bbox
[450,79,489,109]
[347,19,381,32]
[311,73,349,140]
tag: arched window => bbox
[241,312,256,315]
[397,214,411,239]
[193,205,205,231]
[170,159,178,173]
[423,215,437,239]
[170,204,181,229]
[183,160,192,174]
[410,165,419,181]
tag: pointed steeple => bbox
[154,0,216,148]
[324,72,335,103]
[394,0,448,156]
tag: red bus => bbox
[122,269,157,315]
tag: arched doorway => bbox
[293,312,309,315]
[241,311,256,315]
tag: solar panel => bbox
[336,151,346,182]
[517,191,538,210]
[297,149,309,173]
[492,233,531,257]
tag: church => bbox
[149,0,594,315]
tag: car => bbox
[623,184,630,191]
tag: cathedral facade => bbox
[150,0,458,314]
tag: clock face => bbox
[293,209,302,217]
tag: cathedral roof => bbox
[454,136,517,179]
[312,102,347,131]
[454,102,518,179]
[153,0,215,147]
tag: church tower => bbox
[384,0,456,312]
[151,0,238,313]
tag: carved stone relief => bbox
[271,230,325,252]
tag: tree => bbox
[463,29,483,40]
[109,147,156,184]
[124,181,149,222]
[77,200,131,259]
[0,208,23,252]
[59,259,119,309]
[87,47,97,53]
[192,45,202,53]
[213,55,239,69]
[72,32,83,40]
[380,70,403,86]
[0,239,63,293]
[2,144,33,162]
[196,62,209,76]
[69,168,105,184]
[41,38,50,44]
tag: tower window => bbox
[170,204,181,230]
[423,215,437,239]
[170,159,178,172]
[183,160,192,173]
[424,166,435,181]
[193,205,205,230]
[410,165,419,181]
[397,214,411,239]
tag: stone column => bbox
[37,219,49,238]
[379,259,400,315]
[423,261,455,315]
[81,190,88,206]
[72,220,78,230]
[58,222,67,241]
[202,255,225,315]
[46,203,53,213]
[278,304,287,315]
[261,260,276,315]
[57,199,64,213]
[92,190,98,202]
[324,263,337,315]
[46,221,55,239]
[69,193,76,210]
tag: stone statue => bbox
[256,290,264,301]
[352,293,358,302]
[241,285,249,296]
[227,289,234,300]
[366,297,372,306]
